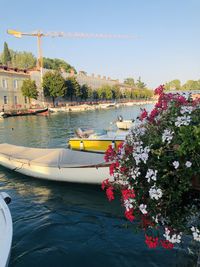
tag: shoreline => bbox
[49,100,156,113]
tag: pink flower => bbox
[101,178,110,190]
[125,209,135,222]
[104,145,116,162]
[106,186,115,201]
[140,108,148,121]
[121,189,135,200]
[160,240,174,249]
[154,85,164,95]
[145,235,159,249]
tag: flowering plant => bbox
[102,85,200,249]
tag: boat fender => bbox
[111,140,115,149]
[0,192,11,204]
[80,140,84,150]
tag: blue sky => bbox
[1,0,200,88]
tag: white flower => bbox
[132,142,150,165]
[173,161,179,169]
[130,167,141,179]
[162,129,174,144]
[139,204,148,214]
[185,161,192,168]
[180,106,194,115]
[191,226,200,242]
[149,186,163,200]
[175,115,191,127]
[145,169,158,183]
[124,199,134,211]
[163,228,182,244]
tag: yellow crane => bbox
[7,29,133,78]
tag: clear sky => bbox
[1,0,200,88]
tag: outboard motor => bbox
[0,192,11,204]
[117,115,123,122]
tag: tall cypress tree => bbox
[2,42,11,65]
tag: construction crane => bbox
[7,29,133,79]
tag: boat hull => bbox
[68,139,123,152]
[116,120,133,130]
[0,154,110,184]
[0,194,12,267]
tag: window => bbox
[14,96,17,105]
[13,80,18,89]
[2,79,7,88]
[3,96,7,104]
[24,96,28,104]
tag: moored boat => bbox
[116,120,133,130]
[68,129,126,152]
[0,143,111,184]
[0,192,12,267]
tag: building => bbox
[0,66,30,111]
[66,70,120,90]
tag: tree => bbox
[21,79,38,103]
[65,77,80,101]
[165,79,181,91]
[80,84,89,100]
[42,71,66,106]
[2,42,11,65]
[11,51,36,69]
[112,85,121,100]
[43,57,76,73]
[124,77,135,87]
[136,77,146,89]
[182,80,200,91]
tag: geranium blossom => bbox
[175,115,191,127]
[139,204,148,214]
[149,186,163,200]
[191,226,200,242]
[102,85,200,250]
[162,129,174,144]
[163,228,182,244]
[173,161,179,169]
[185,161,192,168]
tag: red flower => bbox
[145,234,159,249]
[160,240,174,250]
[106,186,115,201]
[121,189,135,200]
[141,215,154,229]
[125,209,135,222]
[140,108,148,121]
[109,161,119,175]
[104,145,116,162]
[101,178,110,190]
[154,85,164,95]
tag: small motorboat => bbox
[116,115,134,130]
[0,192,12,267]
[0,143,112,184]
[68,129,126,153]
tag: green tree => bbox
[112,85,121,100]
[98,85,113,100]
[21,79,38,103]
[165,79,181,91]
[136,77,146,89]
[43,57,76,73]
[11,51,36,69]
[2,42,11,65]
[42,71,66,106]
[124,77,135,86]
[80,84,89,100]
[65,77,80,101]
[182,80,200,91]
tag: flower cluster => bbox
[103,85,200,249]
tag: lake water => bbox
[0,104,196,267]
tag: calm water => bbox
[0,105,196,267]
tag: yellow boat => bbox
[68,129,126,153]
